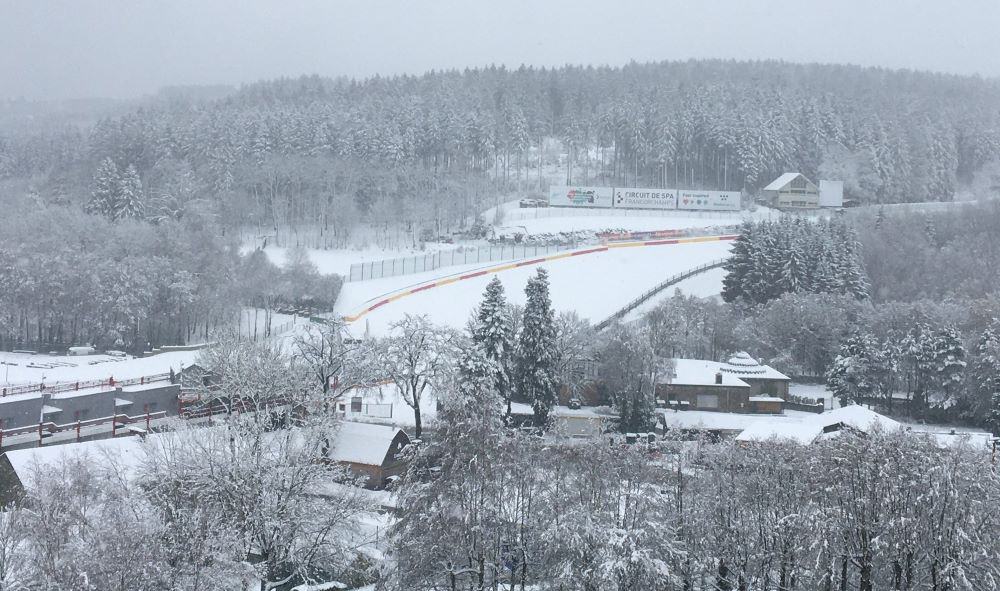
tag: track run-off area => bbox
[336,234,737,335]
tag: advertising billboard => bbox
[613,187,677,210]
[548,185,614,208]
[677,190,741,211]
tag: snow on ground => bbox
[335,240,734,336]
[789,382,835,406]
[340,383,438,430]
[659,408,820,432]
[621,267,727,321]
[491,201,783,235]
[0,350,201,386]
[503,212,741,235]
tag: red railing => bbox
[1,372,173,398]
[0,408,169,448]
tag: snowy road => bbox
[335,236,735,336]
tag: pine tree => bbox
[598,324,658,433]
[721,220,755,302]
[471,277,515,420]
[117,164,145,220]
[973,322,1000,431]
[990,388,1000,437]
[826,331,895,408]
[86,157,120,219]
[517,268,558,427]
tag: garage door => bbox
[697,394,719,409]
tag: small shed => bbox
[748,396,785,414]
[329,421,411,489]
[763,173,820,209]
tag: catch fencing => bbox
[348,242,581,282]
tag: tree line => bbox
[0,203,341,352]
[722,217,869,305]
[2,61,1000,247]
[647,203,1000,430]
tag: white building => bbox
[763,172,820,209]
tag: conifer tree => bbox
[516,268,558,427]
[471,277,515,419]
[973,322,1000,434]
[117,164,145,220]
[86,157,120,219]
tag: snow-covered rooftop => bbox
[763,172,808,192]
[720,352,791,380]
[666,358,749,387]
[3,435,149,483]
[665,355,789,387]
[736,404,903,444]
[329,421,406,467]
[735,421,825,444]
[3,421,408,486]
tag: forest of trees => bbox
[0,204,340,352]
[393,404,1000,591]
[721,217,869,305]
[2,60,1000,248]
[647,202,1000,429]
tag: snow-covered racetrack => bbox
[335,236,735,336]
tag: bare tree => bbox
[293,318,373,398]
[0,507,29,591]
[377,314,458,438]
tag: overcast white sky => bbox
[2,0,999,100]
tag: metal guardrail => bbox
[594,258,729,330]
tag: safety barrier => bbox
[594,258,730,330]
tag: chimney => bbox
[715,371,723,385]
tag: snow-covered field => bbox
[502,212,741,235]
[621,266,727,321]
[335,239,734,336]
[0,350,201,386]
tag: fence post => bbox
[76,420,81,441]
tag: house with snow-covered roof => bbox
[763,172,820,209]
[0,420,412,504]
[656,352,791,414]
[328,421,411,489]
